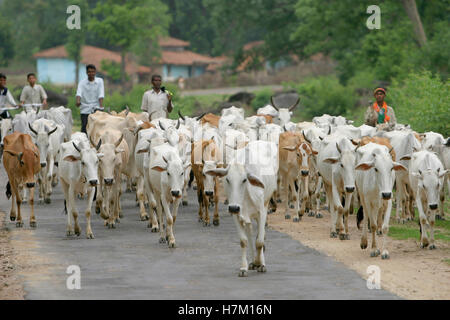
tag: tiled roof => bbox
[159,37,190,48]
[160,50,216,66]
[243,40,265,51]
[33,45,151,74]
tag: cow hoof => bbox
[151,227,159,233]
[285,214,291,220]
[22,200,27,204]
[360,241,368,250]
[238,270,248,277]
[44,198,51,204]
[248,263,257,270]
[51,182,58,188]
[141,215,149,221]
[276,199,282,203]
[257,265,266,273]
[16,222,23,228]
[115,218,120,223]
[66,230,73,236]
[159,237,166,244]
[30,221,37,228]
[193,186,197,190]
[376,230,382,236]
[182,200,188,206]
[213,220,220,226]
[289,204,294,209]
[370,250,380,257]
[429,244,436,250]
[119,212,123,218]
[293,217,300,223]
[224,199,229,205]
[203,222,210,227]
[10,216,16,221]
[108,223,115,229]
[77,194,83,200]
[381,252,390,260]
[87,233,95,239]
[344,234,350,240]
[95,207,100,214]
[168,242,176,248]
[436,215,443,220]
[39,200,44,205]
[308,211,315,217]
[316,213,323,219]
[75,231,81,237]
[330,232,338,238]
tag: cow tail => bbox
[188,170,194,188]
[93,186,97,201]
[5,181,11,200]
[62,199,67,215]
[356,206,364,230]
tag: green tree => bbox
[65,0,89,86]
[0,19,14,66]
[88,0,171,83]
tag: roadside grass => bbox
[443,259,450,266]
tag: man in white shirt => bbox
[0,73,19,119]
[76,64,105,133]
[20,73,48,110]
[141,74,173,120]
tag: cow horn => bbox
[159,121,166,131]
[336,142,342,154]
[18,152,23,164]
[178,110,185,121]
[283,125,288,132]
[270,96,279,111]
[28,123,38,135]
[114,134,123,148]
[72,142,81,153]
[196,112,206,121]
[96,139,102,151]
[327,125,332,135]
[302,130,312,145]
[90,136,97,149]
[176,119,180,129]
[125,106,130,116]
[389,147,394,154]
[36,106,40,114]
[148,111,157,121]
[48,126,57,136]
[288,97,300,111]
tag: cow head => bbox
[64,141,103,186]
[0,118,13,149]
[206,163,264,215]
[283,142,316,177]
[356,145,406,200]
[29,123,57,168]
[152,152,189,199]
[4,149,40,187]
[271,96,300,127]
[96,135,124,186]
[323,139,357,194]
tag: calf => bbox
[206,141,278,277]
[409,151,447,249]
[58,139,102,238]
[355,143,406,258]
[2,132,40,227]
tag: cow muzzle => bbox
[26,182,35,188]
[382,192,392,200]
[205,191,214,197]
[228,205,240,214]
[89,179,98,186]
[345,186,355,193]
[40,163,47,168]
[104,178,114,186]
[429,204,438,210]
[171,190,181,198]
[301,170,309,177]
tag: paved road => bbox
[181,85,284,97]
[0,168,398,300]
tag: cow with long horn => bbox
[270,95,300,128]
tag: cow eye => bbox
[340,164,344,168]
[225,178,229,184]
[374,168,378,172]
[242,179,247,184]
[167,172,170,176]
[81,162,85,166]
[181,172,184,176]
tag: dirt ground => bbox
[0,211,25,300]
[267,207,450,300]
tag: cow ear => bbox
[247,173,265,189]
[439,169,449,178]
[312,150,319,155]
[392,162,407,172]
[136,147,149,154]
[400,155,411,161]
[115,148,125,154]
[283,146,297,152]
[323,157,339,164]
[355,162,374,171]
[411,171,422,178]
[64,155,80,162]
[4,150,17,157]
[151,165,166,172]
[96,153,104,158]
[205,168,228,177]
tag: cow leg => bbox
[137,177,149,221]
[45,157,54,203]
[254,208,267,273]
[416,193,429,248]
[213,179,220,226]
[38,170,45,204]
[9,183,17,222]
[380,199,392,259]
[331,182,344,237]
[406,183,415,221]
[437,185,445,220]
[146,182,159,232]
[61,180,73,235]
[314,176,323,218]
[96,178,104,217]
[85,186,95,239]
[172,198,180,225]
[428,210,436,249]
[324,183,338,238]
[245,222,256,270]
[233,215,249,277]
[341,192,352,240]
[155,194,165,243]
[369,204,379,257]
[283,173,291,219]
[69,183,81,236]
[196,187,204,222]
[161,194,175,248]
[203,191,210,227]
[360,195,369,250]
[395,178,406,223]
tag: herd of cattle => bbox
[0,98,448,277]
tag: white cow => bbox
[37,106,73,142]
[29,118,65,203]
[270,96,300,128]
[409,151,447,249]
[355,143,406,259]
[318,135,357,239]
[58,139,103,238]
[148,143,189,247]
[206,140,278,277]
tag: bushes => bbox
[389,71,449,136]
[285,75,357,120]
[250,88,274,111]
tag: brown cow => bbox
[279,131,316,222]
[200,113,220,128]
[191,139,222,226]
[2,132,40,227]
[358,136,396,161]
